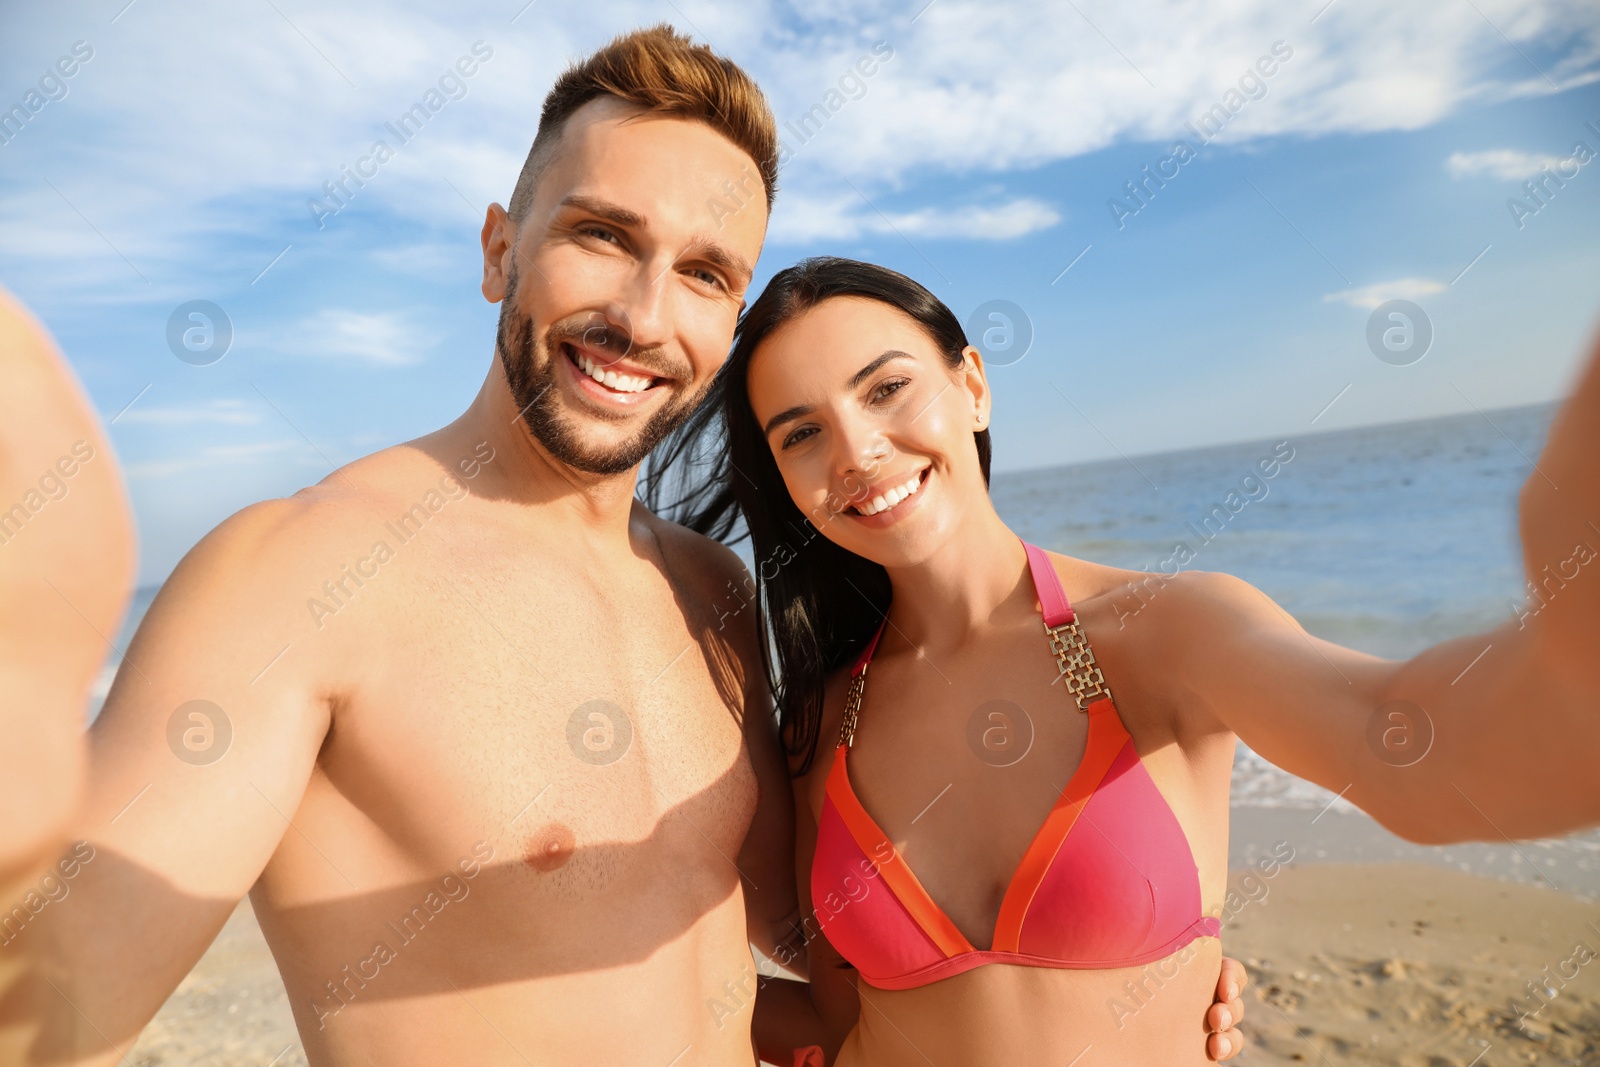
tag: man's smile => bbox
[558,338,675,405]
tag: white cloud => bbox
[293,309,434,366]
[1446,148,1568,180]
[370,241,474,276]
[126,439,309,480]
[1,0,1598,296]
[761,0,1600,187]
[1322,277,1448,310]
[117,398,262,426]
[770,193,1061,243]
[877,199,1062,240]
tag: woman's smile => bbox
[844,466,930,525]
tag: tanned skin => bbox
[0,288,135,1066]
[0,102,1249,1066]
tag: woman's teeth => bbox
[856,471,925,517]
[573,349,652,393]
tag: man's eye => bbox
[873,378,909,402]
[582,226,620,244]
[689,267,726,290]
[781,426,817,449]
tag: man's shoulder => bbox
[641,511,765,661]
[165,444,441,604]
[642,509,751,591]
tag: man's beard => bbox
[497,270,708,476]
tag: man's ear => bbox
[959,345,991,429]
[481,203,514,304]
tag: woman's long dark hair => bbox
[640,257,991,774]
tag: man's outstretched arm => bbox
[0,288,135,1065]
[0,498,335,1066]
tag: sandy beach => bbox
[1222,862,1600,1065]
[123,804,1600,1066]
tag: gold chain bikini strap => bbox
[838,667,867,749]
[838,559,1111,745]
[1044,616,1112,713]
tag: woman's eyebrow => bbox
[847,350,914,389]
[763,403,812,437]
[762,351,917,437]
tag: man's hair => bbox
[507,24,778,221]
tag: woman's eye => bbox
[872,378,909,402]
[781,426,817,450]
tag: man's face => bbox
[483,97,769,475]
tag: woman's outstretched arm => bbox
[1167,326,1600,843]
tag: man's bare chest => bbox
[306,558,759,901]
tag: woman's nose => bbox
[839,429,892,479]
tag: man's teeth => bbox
[856,472,925,517]
[574,350,652,394]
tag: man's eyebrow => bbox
[683,235,754,286]
[558,196,752,284]
[762,351,915,437]
[558,194,645,229]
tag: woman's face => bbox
[745,295,991,569]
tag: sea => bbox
[989,399,1600,893]
[98,401,1571,820]
[994,400,1560,812]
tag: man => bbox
[0,27,1248,1066]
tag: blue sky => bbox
[2,0,1598,584]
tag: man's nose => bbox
[616,261,672,354]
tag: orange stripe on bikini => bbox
[990,696,1127,953]
[825,748,977,957]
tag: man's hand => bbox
[1206,956,1248,1061]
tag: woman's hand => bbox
[1205,956,1249,1060]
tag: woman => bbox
[655,257,1598,1065]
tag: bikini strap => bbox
[1024,540,1113,713]
[839,618,887,749]
[837,541,1111,748]
[1023,541,1075,626]
[850,619,887,678]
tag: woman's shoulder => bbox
[1033,549,1259,744]
[1032,548,1261,645]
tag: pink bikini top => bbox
[810,542,1219,990]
